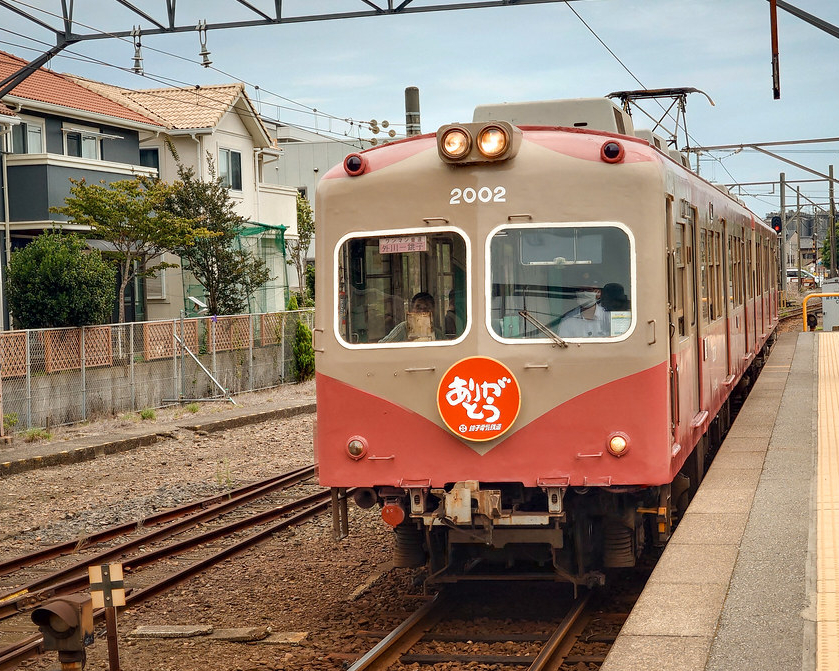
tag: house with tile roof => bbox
[0,49,298,327]
[0,49,165,327]
[67,77,297,319]
[69,77,298,319]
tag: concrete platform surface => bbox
[602,331,823,671]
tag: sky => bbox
[1,0,837,219]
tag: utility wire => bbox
[1,0,386,135]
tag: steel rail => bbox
[0,488,338,670]
[0,465,315,577]
[347,592,448,671]
[527,592,591,670]
[0,634,41,671]
[0,471,321,618]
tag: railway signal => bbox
[89,563,125,671]
[772,216,783,234]
[31,593,94,670]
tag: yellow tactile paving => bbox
[818,332,839,670]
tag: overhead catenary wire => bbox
[0,2,388,138]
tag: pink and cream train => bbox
[314,97,779,586]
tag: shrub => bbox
[139,408,156,420]
[5,231,116,328]
[292,320,315,383]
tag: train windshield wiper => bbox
[518,310,568,348]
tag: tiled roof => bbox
[0,50,163,127]
[70,79,252,130]
[0,104,18,118]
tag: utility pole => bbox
[797,187,802,290]
[780,172,787,298]
[831,165,837,278]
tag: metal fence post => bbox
[172,321,178,403]
[129,323,135,411]
[211,318,217,379]
[248,315,254,391]
[80,326,87,422]
[25,329,31,429]
[281,312,286,383]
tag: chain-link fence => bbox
[0,310,314,431]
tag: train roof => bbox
[473,97,634,136]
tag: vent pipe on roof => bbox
[405,87,421,137]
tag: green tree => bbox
[5,231,116,328]
[305,262,315,302]
[163,151,270,315]
[288,194,315,303]
[52,177,207,323]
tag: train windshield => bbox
[489,223,634,341]
[337,230,468,346]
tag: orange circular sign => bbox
[437,357,521,442]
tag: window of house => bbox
[62,124,102,159]
[336,229,468,346]
[488,223,634,341]
[139,148,160,171]
[219,148,242,190]
[10,118,44,154]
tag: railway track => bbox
[0,464,336,670]
[343,582,623,671]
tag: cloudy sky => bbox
[1,0,837,218]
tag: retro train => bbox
[313,96,779,586]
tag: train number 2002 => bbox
[450,186,507,204]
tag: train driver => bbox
[557,286,610,338]
[380,292,443,342]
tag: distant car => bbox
[786,268,820,289]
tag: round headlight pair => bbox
[440,125,509,160]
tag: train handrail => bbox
[802,293,839,332]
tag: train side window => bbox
[488,223,634,342]
[335,230,468,346]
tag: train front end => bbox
[315,100,673,585]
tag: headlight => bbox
[477,125,509,158]
[440,127,471,159]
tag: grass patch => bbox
[23,428,52,442]
[139,408,156,421]
[185,402,200,414]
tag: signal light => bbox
[31,594,94,653]
[771,216,782,234]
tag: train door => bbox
[744,227,754,354]
[667,198,700,450]
[720,217,732,379]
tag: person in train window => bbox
[380,292,443,342]
[557,286,610,338]
[600,283,629,311]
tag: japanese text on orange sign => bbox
[437,357,521,442]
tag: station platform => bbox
[602,330,835,671]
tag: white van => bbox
[786,268,821,289]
